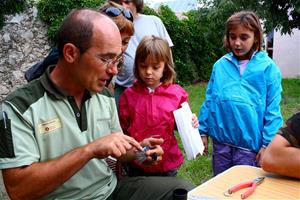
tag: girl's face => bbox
[138,55,165,89]
[120,32,131,52]
[121,0,137,15]
[229,25,256,60]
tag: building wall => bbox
[273,29,300,78]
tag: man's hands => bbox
[86,133,164,166]
[86,132,142,159]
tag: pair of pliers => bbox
[223,176,265,199]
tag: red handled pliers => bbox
[223,176,265,199]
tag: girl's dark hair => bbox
[224,11,263,52]
[134,35,176,85]
[132,0,144,13]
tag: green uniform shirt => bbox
[278,110,300,148]
[0,66,120,199]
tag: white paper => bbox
[173,102,204,160]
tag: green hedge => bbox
[144,6,225,84]
[37,0,105,43]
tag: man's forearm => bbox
[262,135,300,179]
[2,145,93,200]
[263,147,300,178]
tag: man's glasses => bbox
[98,54,123,70]
[103,7,134,22]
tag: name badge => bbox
[38,118,62,134]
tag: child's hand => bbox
[256,147,266,166]
[201,135,209,156]
[140,137,164,165]
[192,113,199,128]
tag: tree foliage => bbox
[203,0,300,34]
[144,5,225,84]
[259,0,300,34]
[0,0,27,28]
[38,0,105,43]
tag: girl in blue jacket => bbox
[199,11,283,175]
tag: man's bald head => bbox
[57,8,119,58]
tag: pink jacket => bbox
[119,81,188,173]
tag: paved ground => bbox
[0,172,10,199]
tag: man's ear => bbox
[63,43,80,63]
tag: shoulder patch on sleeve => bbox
[0,111,15,158]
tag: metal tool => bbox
[223,176,265,199]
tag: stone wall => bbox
[0,5,51,102]
[0,5,51,199]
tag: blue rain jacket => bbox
[199,51,283,152]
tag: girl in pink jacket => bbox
[119,35,198,176]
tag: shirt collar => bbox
[147,83,162,93]
[40,65,91,100]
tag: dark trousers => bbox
[212,140,258,176]
[125,164,178,177]
[109,176,195,200]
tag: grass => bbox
[177,78,300,185]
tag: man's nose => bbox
[107,64,118,75]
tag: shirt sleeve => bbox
[278,111,300,148]
[179,86,188,105]
[198,66,215,136]
[153,16,173,47]
[109,95,122,133]
[0,102,40,169]
[262,63,283,147]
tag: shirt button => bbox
[76,113,80,118]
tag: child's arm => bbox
[198,68,216,155]
[202,136,209,156]
[261,65,283,148]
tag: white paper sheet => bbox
[173,102,204,160]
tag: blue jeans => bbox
[212,140,258,176]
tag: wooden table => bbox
[188,165,300,199]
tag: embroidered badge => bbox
[38,118,62,134]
